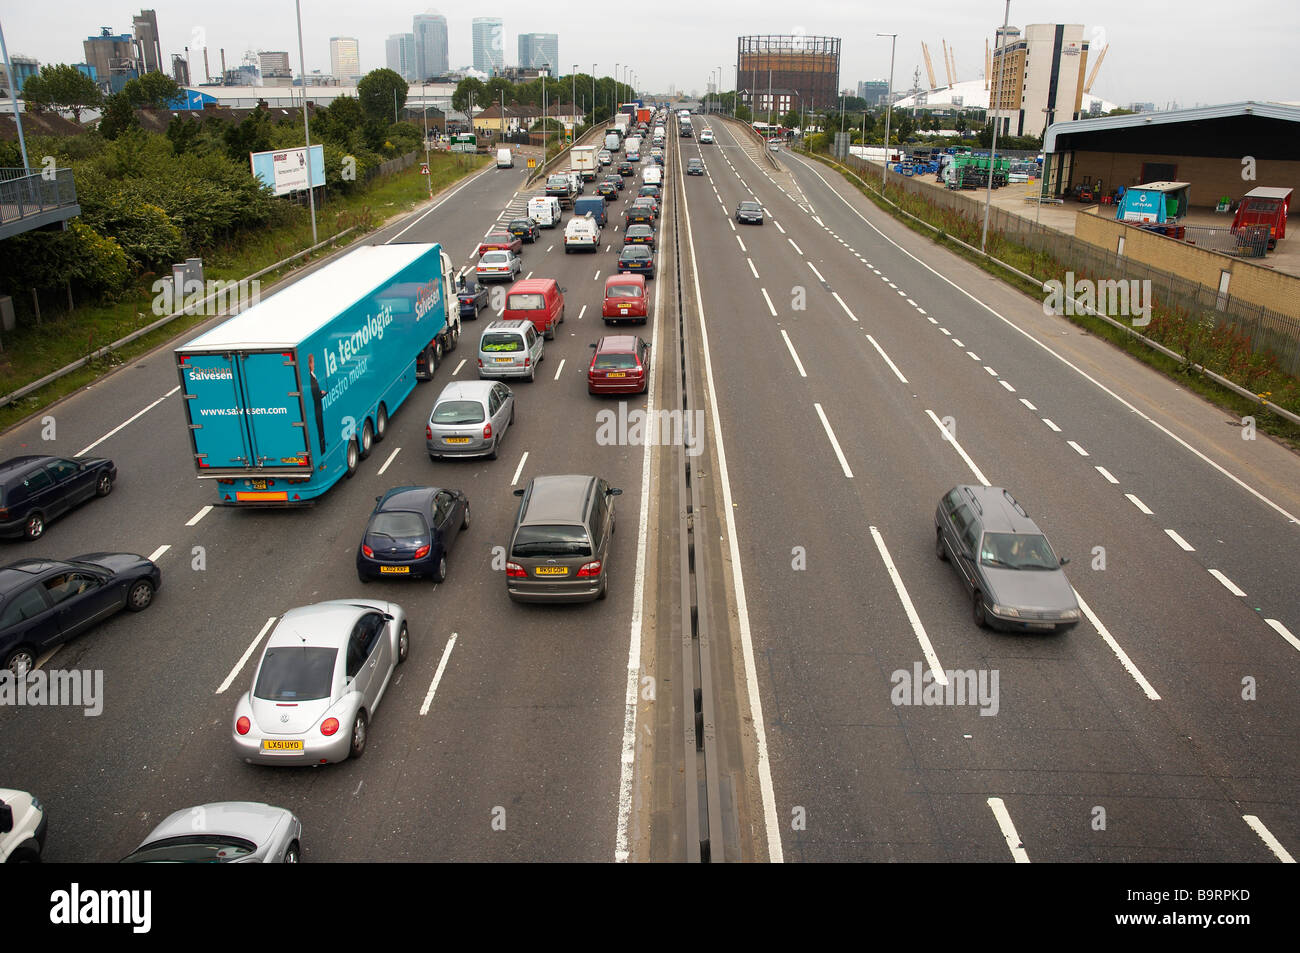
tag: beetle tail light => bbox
[235,716,250,735]
[321,718,340,736]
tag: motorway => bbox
[2,113,1298,863]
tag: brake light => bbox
[505,561,527,577]
[363,544,374,558]
[414,545,430,559]
[426,424,433,439]
[478,359,484,367]
[321,718,340,736]
[524,356,532,366]
[483,423,493,440]
[576,561,602,577]
[235,716,250,735]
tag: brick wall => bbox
[1070,151,1300,209]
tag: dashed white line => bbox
[1243,815,1295,862]
[1164,528,1195,551]
[940,327,951,336]
[906,298,917,307]
[1125,493,1153,515]
[747,258,759,278]
[735,234,747,252]
[1019,398,1037,411]
[1095,466,1119,484]
[780,330,807,377]
[813,403,854,479]
[999,380,1017,392]
[1208,569,1246,597]
[951,338,964,347]
[773,220,786,233]
[1264,619,1300,653]
[578,304,587,321]
[787,238,803,255]
[594,270,601,281]
[870,526,948,686]
[967,351,980,361]
[77,395,169,456]
[376,446,401,476]
[186,506,212,527]
[1067,440,1088,456]
[761,288,777,316]
[866,334,908,384]
[453,359,466,375]
[926,409,990,486]
[984,366,998,377]
[831,292,859,323]
[419,632,458,716]
[553,358,566,381]
[510,451,529,486]
[216,617,276,694]
[147,545,170,562]
[1043,419,1062,432]
[987,798,1030,863]
[1075,589,1161,700]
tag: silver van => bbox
[477,320,544,382]
[506,475,622,602]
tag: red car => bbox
[478,230,523,256]
[588,334,650,395]
[602,274,648,325]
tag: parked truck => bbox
[175,243,459,505]
[572,145,599,181]
[1232,186,1291,249]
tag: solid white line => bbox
[578,304,587,321]
[735,234,747,253]
[185,506,212,527]
[807,262,826,282]
[747,258,759,278]
[1126,493,1153,515]
[1075,589,1161,699]
[1019,398,1037,411]
[419,632,458,716]
[926,409,990,486]
[831,292,859,323]
[761,288,777,316]
[509,451,529,486]
[1209,569,1246,596]
[813,403,854,478]
[388,162,496,242]
[1067,440,1089,456]
[1164,528,1195,551]
[999,379,1016,392]
[376,446,401,476]
[987,798,1030,863]
[787,238,802,255]
[780,330,807,377]
[76,395,168,456]
[773,220,786,233]
[216,617,276,694]
[1095,466,1119,484]
[1043,418,1061,432]
[1243,815,1296,862]
[147,545,170,562]
[870,526,948,686]
[1264,618,1300,653]
[866,334,908,383]
[553,358,566,381]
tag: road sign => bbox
[420,163,430,175]
[527,158,537,169]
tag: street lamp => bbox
[294,0,317,244]
[982,0,1012,253]
[877,32,898,189]
[422,83,432,201]
[542,63,549,167]
[573,64,578,138]
[1036,106,1053,228]
[592,63,597,123]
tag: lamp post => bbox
[592,63,597,123]
[294,0,317,244]
[541,64,548,167]
[877,32,898,189]
[982,0,1012,253]
[1036,106,1052,228]
[573,64,578,139]
[422,83,432,200]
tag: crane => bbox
[1083,44,1108,94]
[947,44,958,88]
[921,42,938,90]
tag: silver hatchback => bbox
[426,380,515,460]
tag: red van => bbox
[1232,187,1291,249]
[503,278,565,340]
[601,274,647,325]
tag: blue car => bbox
[356,486,470,584]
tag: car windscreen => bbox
[120,835,259,863]
[480,333,524,352]
[511,524,593,558]
[432,399,486,424]
[507,293,545,311]
[253,646,336,701]
[739,202,762,212]
[594,353,638,369]
[368,511,428,538]
[979,532,1058,570]
[607,284,643,298]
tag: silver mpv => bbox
[505,475,622,603]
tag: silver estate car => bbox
[120,803,302,863]
[232,600,409,765]
[934,485,1081,632]
[426,380,515,460]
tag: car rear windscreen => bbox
[433,400,487,424]
[481,333,524,352]
[254,646,336,701]
[507,294,545,311]
[595,354,638,369]
[369,511,428,538]
[511,524,593,558]
[607,284,643,298]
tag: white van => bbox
[564,214,602,253]
[642,165,663,187]
[528,195,563,229]
[496,147,513,168]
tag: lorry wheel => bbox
[424,345,438,375]
[345,438,359,478]
[434,338,445,365]
[450,323,460,351]
[374,405,388,442]
[359,420,374,460]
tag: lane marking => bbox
[926,409,989,486]
[1067,440,1089,456]
[1043,418,1062,432]
[578,304,588,321]
[1264,619,1300,653]
[999,380,1016,392]
[216,617,276,694]
[761,288,778,316]
[1095,466,1119,484]
[967,351,981,361]
[1243,815,1295,862]
[553,358,566,381]
[788,238,803,255]
[1019,398,1037,411]
[453,358,466,375]
[736,234,747,253]
[814,403,853,478]
[866,334,908,384]
[831,292,859,323]
[1165,528,1195,551]
[186,506,212,527]
[774,220,786,233]
[1075,589,1161,699]
[76,395,169,456]
[1126,493,1153,515]
[870,526,948,685]
[510,451,529,486]
[748,258,759,279]
[987,798,1030,863]
[419,632,458,716]
[147,545,170,562]
[376,446,401,476]
[1209,569,1246,597]
[807,262,826,282]
[780,329,807,377]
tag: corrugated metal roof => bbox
[1044,101,1300,152]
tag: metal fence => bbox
[0,167,79,228]
[840,154,1300,376]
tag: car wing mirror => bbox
[1059,557,1070,566]
[608,488,623,496]
[512,488,525,497]
[589,343,598,349]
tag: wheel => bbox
[972,592,987,628]
[428,453,438,463]
[396,622,409,664]
[487,436,499,460]
[424,345,437,375]
[23,512,43,541]
[126,579,154,611]
[434,337,445,366]
[936,529,948,562]
[559,306,566,324]
[282,841,300,864]
[527,363,537,382]
[564,246,571,254]
[357,572,370,584]
[432,553,447,584]
[461,503,471,531]
[4,646,36,677]
[345,438,359,478]
[348,710,368,759]
[450,323,461,351]
[544,326,554,341]
[374,405,388,442]
[359,419,374,460]
[95,472,114,497]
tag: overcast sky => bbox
[5,0,1297,107]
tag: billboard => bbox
[250,145,326,196]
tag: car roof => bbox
[507,278,558,293]
[605,273,646,289]
[267,603,370,649]
[950,485,1041,535]
[485,319,532,333]
[376,485,439,512]
[519,475,597,524]
[434,380,499,404]
[0,455,55,478]
[0,560,70,596]
[596,334,641,352]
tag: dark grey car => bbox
[934,485,1081,632]
[735,200,764,224]
[505,475,622,603]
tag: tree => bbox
[21,64,102,122]
[98,92,139,139]
[451,77,487,115]
[782,109,800,129]
[121,72,180,110]
[357,68,407,123]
